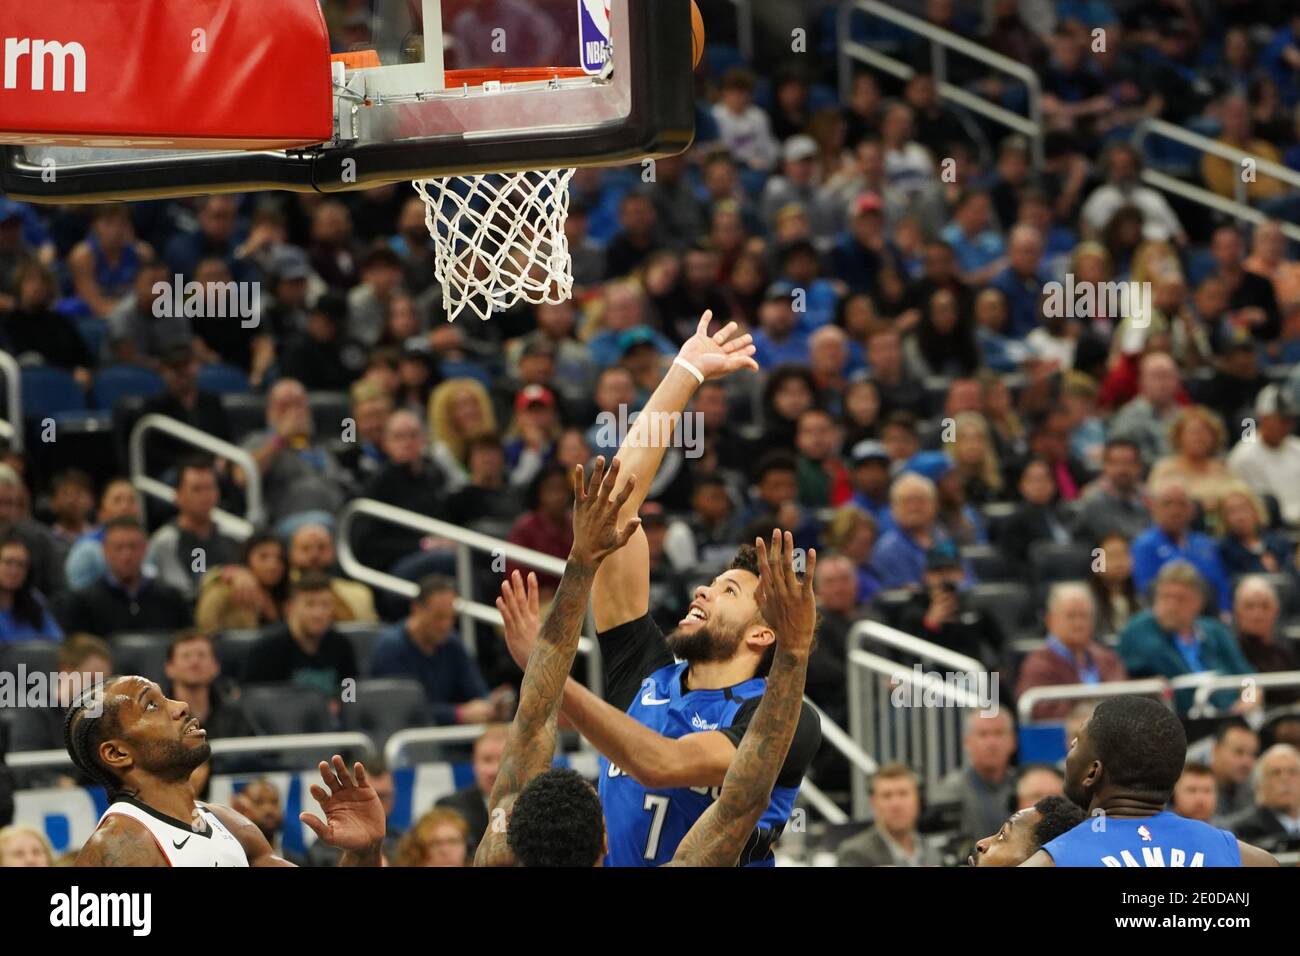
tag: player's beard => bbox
[134,735,212,781]
[666,619,744,664]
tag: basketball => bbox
[691,0,705,68]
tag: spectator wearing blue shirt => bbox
[871,472,964,590]
[751,283,811,369]
[779,240,844,333]
[941,191,1006,285]
[830,193,897,296]
[973,286,1032,373]
[369,576,507,726]
[847,440,893,526]
[586,282,676,370]
[1118,561,1255,714]
[162,195,254,283]
[0,536,62,642]
[991,224,1050,339]
[1131,478,1233,613]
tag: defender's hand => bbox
[497,569,541,670]
[299,756,386,851]
[569,457,641,568]
[754,530,817,657]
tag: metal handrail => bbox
[799,778,848,825]
[1016,678,1173,724]
[0,349,22,453]
[1187,670,1300,713]
[385,723,490,767]
[846,618,989,817]
[128,413,264,538]
[337,497,603,702]
[837,0,1044,165]
[7,731,376,771]
[802,696,878,778]
[1131,118,1300,243]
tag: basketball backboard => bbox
[0,0,695,203]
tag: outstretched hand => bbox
[497,569,541,670]
[754,530,817,657]
[569,456,641,567]
[299,755,386,851]
[677,311,760,381]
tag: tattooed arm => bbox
[76,815,169,867]
[475,457,640,867]
[667,531,817,867]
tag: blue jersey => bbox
[1043,811,1242,867]
[598,661,811,867]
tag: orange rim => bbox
[331,56,590,88]
[444,67,590,87]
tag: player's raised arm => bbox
[475,457,640,867]
[592,312,757,631]
[667,532,816,867]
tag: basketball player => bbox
[968,796,1086,867]
[1019,695,1278,867]
[67,680,386,866]
[477,457,816,867]
[496,312,822,866]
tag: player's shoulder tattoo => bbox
[77,815,167,867]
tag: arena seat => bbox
[965,581,1037,643]
[240,684,333,735]
[220,393,268,437]
[1029,541,1095,586]
[341,678,431,747]
[961,544,1009,582]
[214,628,268,683]
[870,588,915,630]
[307,391,351,438]
[197,363,251,395]
[0,638,60,677]
[336,622,385,678]
[109,633,172,684]
[19,366,85,420]
[91,365,165,410]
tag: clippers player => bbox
[1020,695,1278,867]
[66,677,385,866]
[496,313,822,866]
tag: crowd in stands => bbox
[3,0,1300,864]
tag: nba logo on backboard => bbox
[578,0,612,74]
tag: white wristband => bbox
[673,356,704,384]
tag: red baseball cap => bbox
[514,384,556,412]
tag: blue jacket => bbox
[1117,610,1254,713]
[1131,526,1233,612]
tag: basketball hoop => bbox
[414,67,589,322]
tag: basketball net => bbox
[414,167,576,322]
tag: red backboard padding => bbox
[0,0,333,150]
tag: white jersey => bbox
[95,798,250,867]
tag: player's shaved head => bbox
[1064,695,1187,812]
[507,768,606,867]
